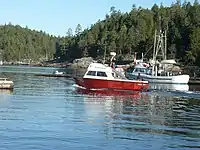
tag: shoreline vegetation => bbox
[0,1,200,77]
[1,56,200,82]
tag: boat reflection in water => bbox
[149,83,189,92]
[75,87,150,123]
[75,87,149,100]
[0,89,13,95]
[76,87,200,147]
[0,89,13,105]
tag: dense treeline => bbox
[1,0,200,66]
[57,0,200,66]
[0,23,58,63]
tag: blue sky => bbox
[0,0,195,36]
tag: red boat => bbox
[74,62,148,91]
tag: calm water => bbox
[0,66,200,150]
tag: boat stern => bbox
[172,75,190,84]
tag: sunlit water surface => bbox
[0,66,199,150]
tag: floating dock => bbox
[0,78,14,89]
[34,73,74,78]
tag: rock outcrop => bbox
[70,57,96,68]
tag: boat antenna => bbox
[141,52,144,62]
[110,52,116,66]
[103,38,107,64]
[103,45,106,64]
[164,30,167,60]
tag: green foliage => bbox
[56,1,200,66]
[0,24,58,63]
[2,1,200,66]
[187,27,200,65]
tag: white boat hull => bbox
[149,83,189,91]
[126,73,190,84]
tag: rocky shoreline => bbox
[1,57,96,69]
[2,57,200,79]
[36,57,97,69]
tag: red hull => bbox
[75,87,142,97]
[75,78,148,91]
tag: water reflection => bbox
[75,87,148,98]
[0,89,13,106]
[0,89,13,95]
[0,65,58,74]
[78,89,200,148]
[149,83,189,92]
[0,66,199,150]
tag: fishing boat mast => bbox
[152,29,167,76]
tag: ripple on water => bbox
[0,68,199,150]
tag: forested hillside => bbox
[1,0,200,66]
[57,0,200,66]
[0,23,59,63]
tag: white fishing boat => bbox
[126,30,190,84]
[126,61,190,84]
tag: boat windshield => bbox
[134,68,147,73]
[86,71,108,77]
[130,67,152,75]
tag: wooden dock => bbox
[34,73,73,78]
[34,73,83,78]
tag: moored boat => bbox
[126,30,190,84]
[74,62,148,91]
[126,63,190,84]
[0,78,14,89]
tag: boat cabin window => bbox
[135,68,147,73]
[97,71,107,77]
[86,71,96,76]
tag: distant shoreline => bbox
[1,59,200,78]
[0,61,84,69]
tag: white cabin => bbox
[84,63,127,80]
